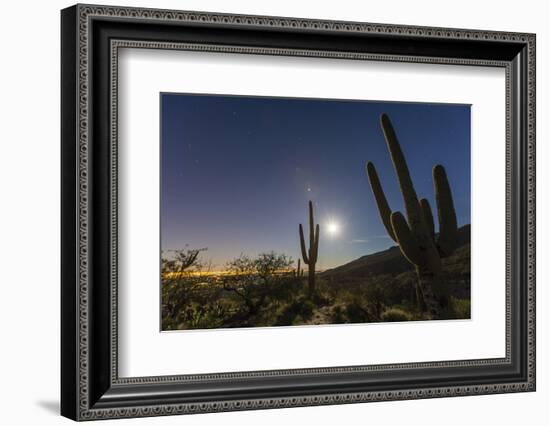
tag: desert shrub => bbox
[450,297,471,319]
[378,272,418,309]
[330,305,346,324]
[319,276,341,301]
[184,303,229,330]
[275,298,315,326]
[161,247,215,329]
[381,307,412,322]
[222,252,294,317]
[344,300,371,323]
[162,295,232,330]
[268,276,304,303]
[327,297,384,324]
[310,288,331,307]
[162,277,204,329]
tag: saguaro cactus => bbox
[295,259,302,278]
[299,201,320,294]
[366,113,458,318]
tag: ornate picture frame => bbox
[61,4,535,421]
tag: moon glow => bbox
[326,221,340,237]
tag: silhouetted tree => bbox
[222,252,293,316]
[162,246,207,277]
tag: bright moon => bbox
[326,221,340,236]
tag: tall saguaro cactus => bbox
[366,113,458,318]
[299,201,320,294]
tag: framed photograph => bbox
[61,4,536,421]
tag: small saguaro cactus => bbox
[299,200,320,295]
[366,113,458,318]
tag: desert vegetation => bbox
[161,235,470,331]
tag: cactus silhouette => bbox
[366,113,458,317]
[299,201,320,295]
[295,258,302,278]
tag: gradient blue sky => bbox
[161,94,470,270]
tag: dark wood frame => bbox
[61,4,536,421]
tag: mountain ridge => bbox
[321,224,470,279]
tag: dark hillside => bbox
[322,224,470,279]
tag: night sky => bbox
[161,93,471,271]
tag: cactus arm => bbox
[380,114,424,229]
[311,223,319,263]
[299,224,310,264]
[308,201,315,260]
[390,212,423,266]
[433,165,458,257]
[419,198,435,240]
[366,162,397,242]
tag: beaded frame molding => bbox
[61,4,536,421]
